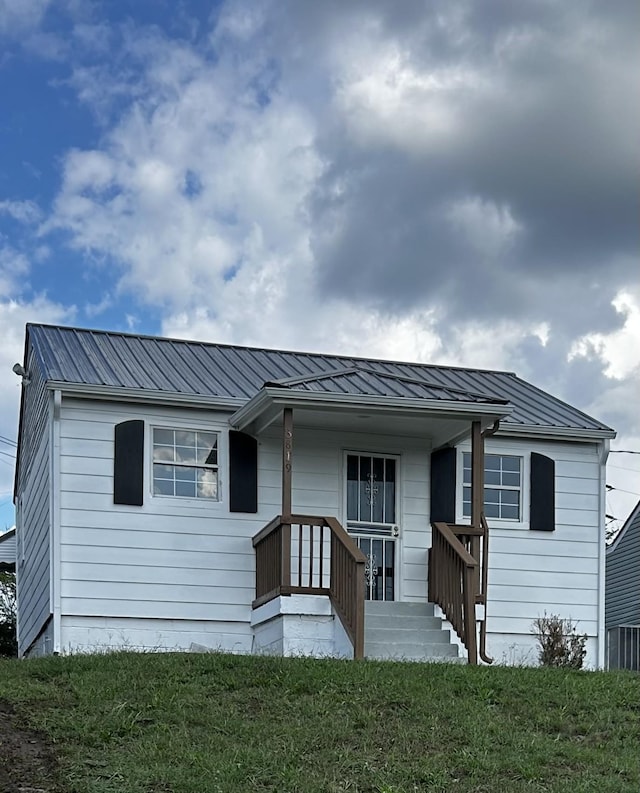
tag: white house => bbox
[13,324,615,666]
[0,528,16,572]
[606,500,640,670]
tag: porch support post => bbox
[282,408,293,520]
[280,408,293,590]
[470,420,484,592]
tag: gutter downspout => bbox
[597,438,610,670]
[51,390,62,654]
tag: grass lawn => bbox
[0,652,639,792]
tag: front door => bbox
[345,453,398,601]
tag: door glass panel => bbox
[346,455,359,521]
[359,456,372,523]
[372,457,385,523]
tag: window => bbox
[152,428,219,500]
[462,452,521,520]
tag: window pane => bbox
[175,430,196,447]
[197,432,218,465]
[502,456,520,472]
[176,445,197,464]
[153,445,174,462]
[485,455,501,471]
[198,469,218,499]
[485,470,501,485]
[176,480,196,498]
[485,503,500,518]
[502,472,520,487]
[502,505,519,519]
[154,429,174,445]
[176,467,196,482]
[484,488,500,506]
[502,490,519,505]
[153,476,174,496]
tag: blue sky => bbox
[0,0,639,533]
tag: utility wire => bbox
[607,484,640,497]
[0,434,17,447]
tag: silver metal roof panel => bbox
[26,324,614,433]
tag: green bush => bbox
[0,571,17,657]
[532,612,587,669]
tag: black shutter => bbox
[114,420,144,506]
[430,447,456,523]
[229,431,258,513]
[530,452,555,531]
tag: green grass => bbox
[1,652,639,792]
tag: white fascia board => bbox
[45,381,244,412]
[230,387,513,432]
[495,423,616,442]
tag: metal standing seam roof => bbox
[26,323,614,432]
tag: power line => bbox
[0,449,16,460]
[610,450,640,455]
[0,434,17,447]
[607,485,640,497]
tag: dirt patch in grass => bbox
[0,701,59,793]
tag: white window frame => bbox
[151,426,221,502]
[457,446,528,527]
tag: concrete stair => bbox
[364,601,462,662]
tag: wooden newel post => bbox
[280,408,293,589]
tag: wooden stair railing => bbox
[252,514,366,659]
[428,521,480,664]
[428,517,493,665]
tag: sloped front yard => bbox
[0,652,639,793]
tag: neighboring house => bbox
[0,528,16,572]
[13,324,615,666]
[606,500,640,670]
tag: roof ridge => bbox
[26,322,518,377]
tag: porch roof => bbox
[229,379,513,443]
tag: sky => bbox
[0,0,638,534]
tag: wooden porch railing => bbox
[252,514,367,659]
[428,521,480,664]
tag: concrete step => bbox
[364,641,460,661]
[364,601,435,617]
[365,627,450,645]
[364,614,443,631]
[363,600,461,662]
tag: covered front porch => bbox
[230,370,512,663]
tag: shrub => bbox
[0,571,17,657]
[532,612,587,669]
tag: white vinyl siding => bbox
[455,437,602,665]
[17,425,51,655]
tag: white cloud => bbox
[568,289,640,380]
[0,0,51,36]
[0,200,42,224]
